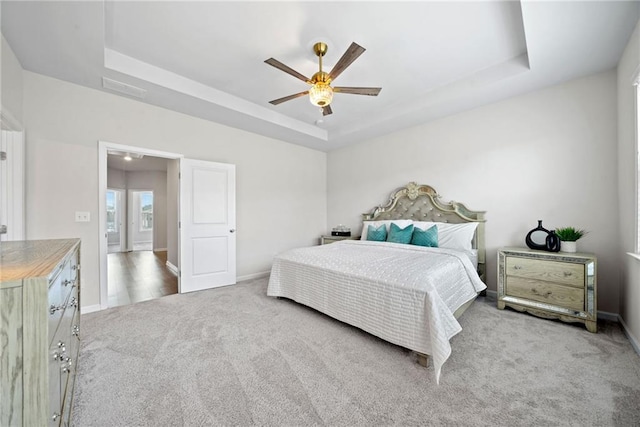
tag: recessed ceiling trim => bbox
[104,48,328,141]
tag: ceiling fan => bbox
[265,42,382,116]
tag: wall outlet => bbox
[75,211,90,222]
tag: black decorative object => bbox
[545,230,561,252]
[525,220,550,250]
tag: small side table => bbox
[497,247,597,332]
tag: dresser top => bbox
[0,239,80,282]
[499,247,595,260]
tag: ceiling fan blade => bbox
[269,91,309,105]
[322,105,333,116]
[333,87,382,96]
[328,42,366,81]
[264,58,311,84]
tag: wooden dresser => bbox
[497,247,597,332]
[0,239,81,426]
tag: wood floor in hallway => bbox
[108,250,178,308]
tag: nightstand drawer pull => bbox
[531,288,552,297]
[563,272,572,277]
[513,265,522,270]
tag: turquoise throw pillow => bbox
[387,223,414,244]
[367,224,387,241]
[411,225,438,247]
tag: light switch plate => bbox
[75,211,90,222]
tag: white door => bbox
[0,130,25,241]
[106,188,125,253]
[127,189,154,251]
[180,159,236,293]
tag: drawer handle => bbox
[53,351,68,362]
[69,297,78,308]
[563,272,572,277]
[63,278,74,287]
[531,288,552,297]
[513,265,522,270]
[61,357,73,373]
[49,304,64,315]
[52,413,61,422]
[72,324,80,336]
[72,264,79,271]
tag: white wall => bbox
[107,167,126,189]
[617,18,640,348]
[327,71,620,314]
[1,35,23,124]
[23,71,327,310]
[127,170,167,250]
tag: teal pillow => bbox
[411,225,438,247]
[367,224,387,241]
[387,223,414,244]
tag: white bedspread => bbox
[267,240,486,383]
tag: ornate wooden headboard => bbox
[362,182,487,281]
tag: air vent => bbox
[102,77,147,99]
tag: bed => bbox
[267,182,487,382]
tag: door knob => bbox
[230,229,236,233]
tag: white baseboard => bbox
[81,304,103,314]
[619,316,640,356]
[597,310,618,322]
[154,247,168,252]
[484,290,497,300]
[165,261,179,276]
[237,271,270,282]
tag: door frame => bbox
[98,141,183,310]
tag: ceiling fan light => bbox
[309,83,333,107]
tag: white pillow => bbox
[414,221,478,251]
[361,220,413,240]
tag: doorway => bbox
[98,141,237,311]
[104,146,179,308]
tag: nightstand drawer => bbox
[320,235,360,245]
[506,276,584,311]
[505,256,584,288]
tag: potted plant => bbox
[555,227,587,253]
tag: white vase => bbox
[561,241,577,253]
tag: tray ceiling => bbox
[2,1,639,151]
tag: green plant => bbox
[555,226,587,242]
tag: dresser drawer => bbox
[506,276,585,311]
[505,256,584,288]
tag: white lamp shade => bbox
[309,83,334,107]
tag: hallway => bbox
[107,250,178,308]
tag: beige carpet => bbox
[72,278,640,426]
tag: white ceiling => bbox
[107,153,168,173]
[2,1,639,152]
